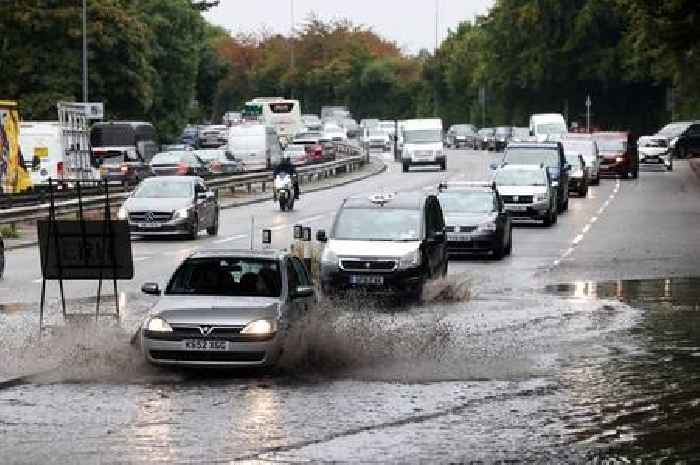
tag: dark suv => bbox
[317,192,448,300]
[493,141,570,212]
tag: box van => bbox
[529,113,567,141]
[90,121,158,186]
[227,123,281,171]
[19,122,65,187]
[401,118,445,171]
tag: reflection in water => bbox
[236,387,282,451]
[127,389,176,464]
[547,277,700,459]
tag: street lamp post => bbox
[82,0,88,103]
[290,0,295,98]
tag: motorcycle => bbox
[274,173,296,211]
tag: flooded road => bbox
[1,276,699,463]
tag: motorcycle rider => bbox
[272,154,300,200]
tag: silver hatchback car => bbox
[139,249,315,367]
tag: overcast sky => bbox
[203,0,494,54]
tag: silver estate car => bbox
[139,249,316,367]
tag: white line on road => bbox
[214,234,247,244]
[582,224,591,234]
[32,278,42,284]
[297,214,326,224]
[572,234,584,245]
[133,256,151,262]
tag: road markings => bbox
[32,278,43,284]
[297,214,326,224]
[214,234,247,244]
[550,178,620,270]
[133,256,151,262]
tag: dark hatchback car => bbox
[494,141,570,212]
[118,176,219,240]
[564,152,588,197]
[593,131,639,179]
[149,151,209,177]
[446,124,478,149]
[437,182,512,259]
[478,128,496,150]
[317,192,448,300]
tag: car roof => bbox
[142,175,199,183]
[188,249,288,260]
[498,164,546,172]
[342,191,428,210]
[593,131,628,138]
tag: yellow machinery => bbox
[0,100,32,193]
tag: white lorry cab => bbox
[227,123,281,171]
[401,118,445,172]
[529,113,567,142]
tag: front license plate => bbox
[138,222,162,228]
[449,233,472,242]
[350,275,384,285]
[507,205,528,211]
[184,339,228,351]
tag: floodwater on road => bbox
[0,276,699,463]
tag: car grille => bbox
[149,350,265,363]
[501,195,533,204]
[340,259,397,272]
[172,326,243,338]
[414,150,433,157]
[129,211,173,222]
[446,226,478,233]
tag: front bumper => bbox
[129,217,192,235]
[404,156,445,166]
[640,153,671,165]
[142,331,282,367]
[321,265,425,295]
[447,231,498,254]
[599,158,633,175]
[503,201,549,219]
[568,177,586,192]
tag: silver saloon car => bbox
[139,249,316,367]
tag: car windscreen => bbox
[133,180,193,198]
[333,208,421,241]
[495,169,547,186]
[166,257,281,297]
[284,144,306,153]
[495,127,512,135]
[505,148,559,168]
[562,140,594,156]
[368,130,386,137]
[404,129,441,144]
[597,140,627,152]
[150,152,196,165]
[478,129,494,136]
[296,132,320,139]
[639,138,667,148]
[439,192,494,213]
[536,123,566,135]
[452,125,473,135]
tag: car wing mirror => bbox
[141,282,161,296]
[293,285,315,299]
[489,162,498,170]
[316,229,328,242]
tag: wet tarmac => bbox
[1,276,698,463]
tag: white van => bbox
[529,113,567,141]
[19,122,65,187]
[227,123,281,171]
[401,118,445,171]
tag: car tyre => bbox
[592,175,600,186]
[0,239,4,280]
[667,161,673,171]
[188,216,199,240]
[402,162,409,173]
[543,208,556,227]
[206,212,219,236]
[505,229,512,256]
[579,185,588,197]
[440,160,447,171]
[632,168,639,179]
[492,240,505,260]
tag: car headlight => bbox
[670,137,678,148]
[435,150,443,158]
[615,157,624,163]
[147,316,173,332]
[321,247,338,267]
[398,249,421,269]
[241,319,277,335]
[534,192,548,202]
[117,206,128,220]
[478,221,497,232]
[573,169,583,177]
[551,181,559,187]
[173,207,191,220]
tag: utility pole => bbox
[434,0,439,53]
[82,0,88,102]
[290,0,295,98]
